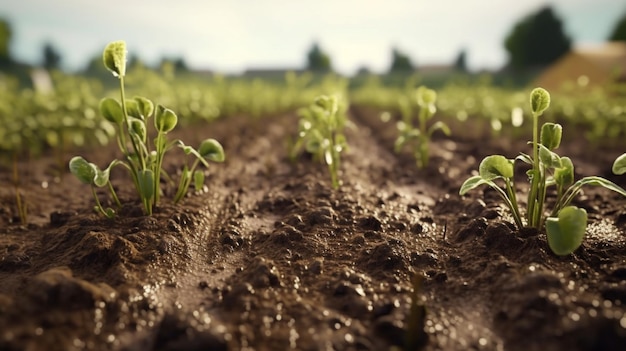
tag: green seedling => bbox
[394,86,450,168]
[69,156,120,218]
[460,87,626,255]
[70,41,224,216]
[291,95,348,189]
[12,153,27,224]
[612,153,626,176]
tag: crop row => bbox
[351,75,626,144]
[3,41,626,259]
[1,57,625,162]
[0,68,347,160]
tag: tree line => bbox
[1,5,626,74]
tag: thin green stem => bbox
[490,183,524,230]
[174,158,200,203]
[328,149,339,189]
[108,181,121,208]
[119,77,145,170]
[12,152,27,225]
[91,186,109,217]
[504,178,524,229]
[527,112,541,228]
[418,107,429,168]
[153,132,165,204]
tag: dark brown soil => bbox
[1,106,626,351]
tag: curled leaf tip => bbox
[530,87,550,116]
[102,40,127,78]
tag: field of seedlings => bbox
[1,42,626,351]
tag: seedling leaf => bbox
[138,169,155,202]
[69,156,96,185]
[530,87,550,116]
[612,153,626,175]
[193,170,205,191]
[99,98,124,124]
[575,176,626,197]
[125,99,141,119]
[198,138,225,162]
[479,155,513,180]
[546,206,587,256]
[155,105,178,133]
[554,157,574,187]
[459,175,491,195]
[428,121,451,137]
[538,144,561,168]
[102,40,127,78]
[416,86,436,107]
[134,96,154,119]
[540,123,562,150]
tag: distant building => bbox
[417,64,455,75]
[242,68,306,79]
[533,42,626,91]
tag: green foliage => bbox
[69,41,225,216]
[608,12,626,41]
[613,153,626,175]
[0,72,113,158]
[42,42,62,70]
[389,48,414,73]
[306,42,332,72]
[102,40,127,78]
[453,49,467,72]
[460,87,626,255]
[504,6,571,69]
[394,86,450,168]
[545,206,587,256]
[291,94,349,189]
[351,76,626,145]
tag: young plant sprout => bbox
[69,41,225,217]
[12,153,27,224]
[394,86,450,168]
[460,87,626,255]
[291,94,348,189]
[612,153,626,176]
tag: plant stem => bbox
[504,178,524,229]
[527,112,540,228]
[418,107,428,169]
[119,77,146,170]
[108,181,121,207]
[153,132,165,204]
[174,158,200,203]
[12,153,27,225]
[91,186,108,217]
[329,149,339,189]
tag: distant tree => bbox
[389,48,414,73]
[83,53,108,76]
[608,12,626,41]
[128,54,145,70]
[0,18,12,64]
[504,6,571,69]
[306,42,332,72]
[355,65,371,76]
[173,57,188,72]
[453,49,467,72]
[42,42,62,70]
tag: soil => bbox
[1,106,626,351]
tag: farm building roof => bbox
[533,41,626,91]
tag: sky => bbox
[1,0,625,75]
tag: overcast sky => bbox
[1,0,624,75]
